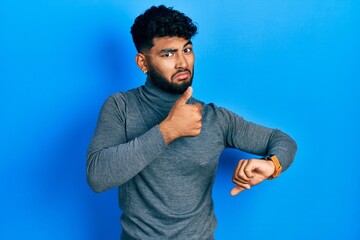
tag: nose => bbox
[175,53,188,69]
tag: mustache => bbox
[171,69,191,79]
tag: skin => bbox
[136,37,194,93]
[231,159,275,195]
[135,37,276,196]
[136,37,202,143]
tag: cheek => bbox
[187,56,195,69]
[156,61,176,78]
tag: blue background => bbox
[1,0,359,239]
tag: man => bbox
[87,5,297,240]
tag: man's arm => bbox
[86,87,202,192]
[219,108,297,195]
[86,95,168,192]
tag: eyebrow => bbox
[159,40,193,54]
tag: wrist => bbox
[159,120,179,144]
[265,155,282,179]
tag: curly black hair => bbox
[130,5,198,53]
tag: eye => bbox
[184,48,193,54]
[161,52,174,58]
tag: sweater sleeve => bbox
[86,95,168,192]
[219,107,297,171]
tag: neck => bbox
[144,77,183,100]
[138,77,196,117]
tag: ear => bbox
[135,53,148,74]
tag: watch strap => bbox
[266,155,282,179]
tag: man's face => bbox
[144,37,195,94]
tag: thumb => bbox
[230,186,246,196]
[176,86,193,105]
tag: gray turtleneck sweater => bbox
[86,79,297,240]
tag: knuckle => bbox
[196,128,202,135]
[238,172,246,179]
[245,168,253,175]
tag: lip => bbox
[173,71,191,81]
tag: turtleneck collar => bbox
[140,77,190,110]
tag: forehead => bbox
[152,37,191,50]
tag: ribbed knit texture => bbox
[87,79,297,239]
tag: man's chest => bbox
[123,100,225,173]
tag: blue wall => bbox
[1,1,359,239]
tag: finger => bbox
[192,103,203,112]
[237,160,252,181]
[232,179,251,190]
[233,160,244,181]
[244,162,255,179]
[176,86,193,105]
[196,103,203,112]
[249,175,267,186]
[232,177,249,185]
[230,186,247,196]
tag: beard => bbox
[147,65,194,94]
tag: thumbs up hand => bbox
[159,87,203,144]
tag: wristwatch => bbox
[265,154,282,179]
